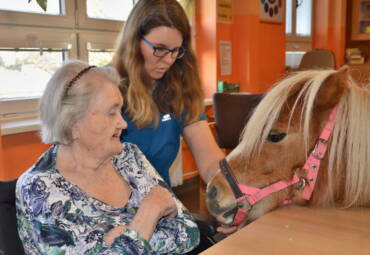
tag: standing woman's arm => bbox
[182,120,225,184]
[183,120,242,234]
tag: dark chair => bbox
[298,49,336,71]
[0,179,25,255]
[213,93,264,149]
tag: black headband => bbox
[64,65,96,98]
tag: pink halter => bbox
[219,106,339,226]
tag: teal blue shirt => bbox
[120,110,206,186]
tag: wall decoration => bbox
[219,41,232,76]
[260,0,284,23]
[217,0,233,24]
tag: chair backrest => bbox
[0,179,25,255]
[213,93,264,149]
[298,49,336,70]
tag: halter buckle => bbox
[296,178,306,190]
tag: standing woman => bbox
[112,0,224,187]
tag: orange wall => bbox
[232,0,285,93]
[313,0,347,67]
[1,131,49,181]
[185,0,285,177]
[196,0,217,98]
[197,0,286,97]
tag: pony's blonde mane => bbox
[239,69,370,207]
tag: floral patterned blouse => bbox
[16,143,199,255]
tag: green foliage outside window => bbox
[28,0,47,11]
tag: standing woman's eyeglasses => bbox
[143,38,186,59]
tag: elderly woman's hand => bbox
[142,185,178,219]
[104,185,178,244]
[130,185,177,240]
[104,225,128,246]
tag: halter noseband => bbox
[219,105,339,226]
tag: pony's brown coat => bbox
[207,68,370,223]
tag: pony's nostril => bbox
[208,186,218,200]
[223,206,238,219]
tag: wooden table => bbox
[201,206,370,255]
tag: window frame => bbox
[285,0,313,52]
[0,0,126,135]
[78,31,119,62]
[0,25,78,134]
[0,1,75,28]
[76,0,124,31]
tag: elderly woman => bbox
[15,60,199,254]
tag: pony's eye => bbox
[266,129,287,143]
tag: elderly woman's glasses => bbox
[143,38,186,59]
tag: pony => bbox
[206,67,370,226]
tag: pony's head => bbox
[207,67,370,225]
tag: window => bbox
[88,51,115,66]
[77,0,137,31]
[285,0,313,68]
[295,0,312,37]
[78,31,118,65]
[0,25,76,132]
[0,1,74,27]
[0,1,61,15]
[86,0,134,21]
[0,49,65,99]
[0,1,136,135]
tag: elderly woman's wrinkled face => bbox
[74,80,126,158]
[140,26,183,80]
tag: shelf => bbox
[352,0,370,40]
[348,62,370,66]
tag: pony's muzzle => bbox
[222,206,238,219]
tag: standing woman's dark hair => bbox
[112,0,204,127]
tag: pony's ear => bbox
[314,66,348,110]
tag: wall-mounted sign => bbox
[219,41,232,76]
[217,0,233,24]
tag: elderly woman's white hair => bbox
[40,60,121,144]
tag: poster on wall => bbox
[219,41,232,76]
[217,0,233,24]
[259,0,284,23]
